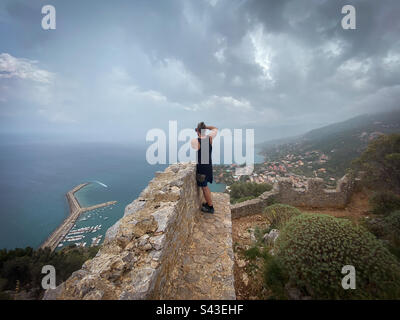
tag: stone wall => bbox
[44,163,203,300]
[231,175,354,219]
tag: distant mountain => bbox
[258,110,400,178]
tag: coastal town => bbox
[213,149,338,189]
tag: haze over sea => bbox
[0,138,263,250]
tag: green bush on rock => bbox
[274,213,400,299]
[263,204,301,230]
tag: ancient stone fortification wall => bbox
[231,175,354,219]
[44,163,203,300]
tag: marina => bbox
[40,183,116,251]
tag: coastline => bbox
[39,183,116,252]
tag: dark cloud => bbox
[0,0,399,142]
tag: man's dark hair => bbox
[196,122,206,133]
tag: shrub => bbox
[231,195,257,204]
[361,211,400,261]
[361,211,400,239]
[253,226,270,244]
[383,211,400,260]
[263,253,288,299]
[230,182,272,204]
[384,210,400,234]
[275,214,400,299]
[369,191,400,215]
[263,204,301,230]
[352,133,400,193]
[265,196,276,207]
[244,246,262,260]
[360,217,386,238]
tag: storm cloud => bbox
[0,0,399,142]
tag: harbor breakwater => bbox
[40,183,116,252]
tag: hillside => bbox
[258,110,400,180]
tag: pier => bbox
[40,183,117,252]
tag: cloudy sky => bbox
[0,0,399,143]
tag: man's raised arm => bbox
[207,125,218,138]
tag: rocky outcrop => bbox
[43,163,236,300]
[44,163,203,299]
[263,229,280,245]
[231,175,354,218]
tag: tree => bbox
[352,133,400,193]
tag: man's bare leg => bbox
[202,186,213,206]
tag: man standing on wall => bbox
[191,122,218,214]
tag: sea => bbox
[0,140,264,250]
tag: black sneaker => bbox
[201,202,210,209]
[201,203,214,214]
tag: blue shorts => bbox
[196,163,213,187]
[197,180,208,187]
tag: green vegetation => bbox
[263,253,289,300]
[233,195,257,203]
[362,210,400,260]
[229,182,272,204]
[384,211,400,259]
[244,246,264,260]
[0,245,99,299]
[352,133,400,193]
[241,210,400,299]
[352,133,400,259]
[384,210,400,234]
[253,225,271,242]
[352,134,400,262]
[263,204,301,230]
[272,214,400,299]
[234,132,400,299]
[369,191,400,215]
